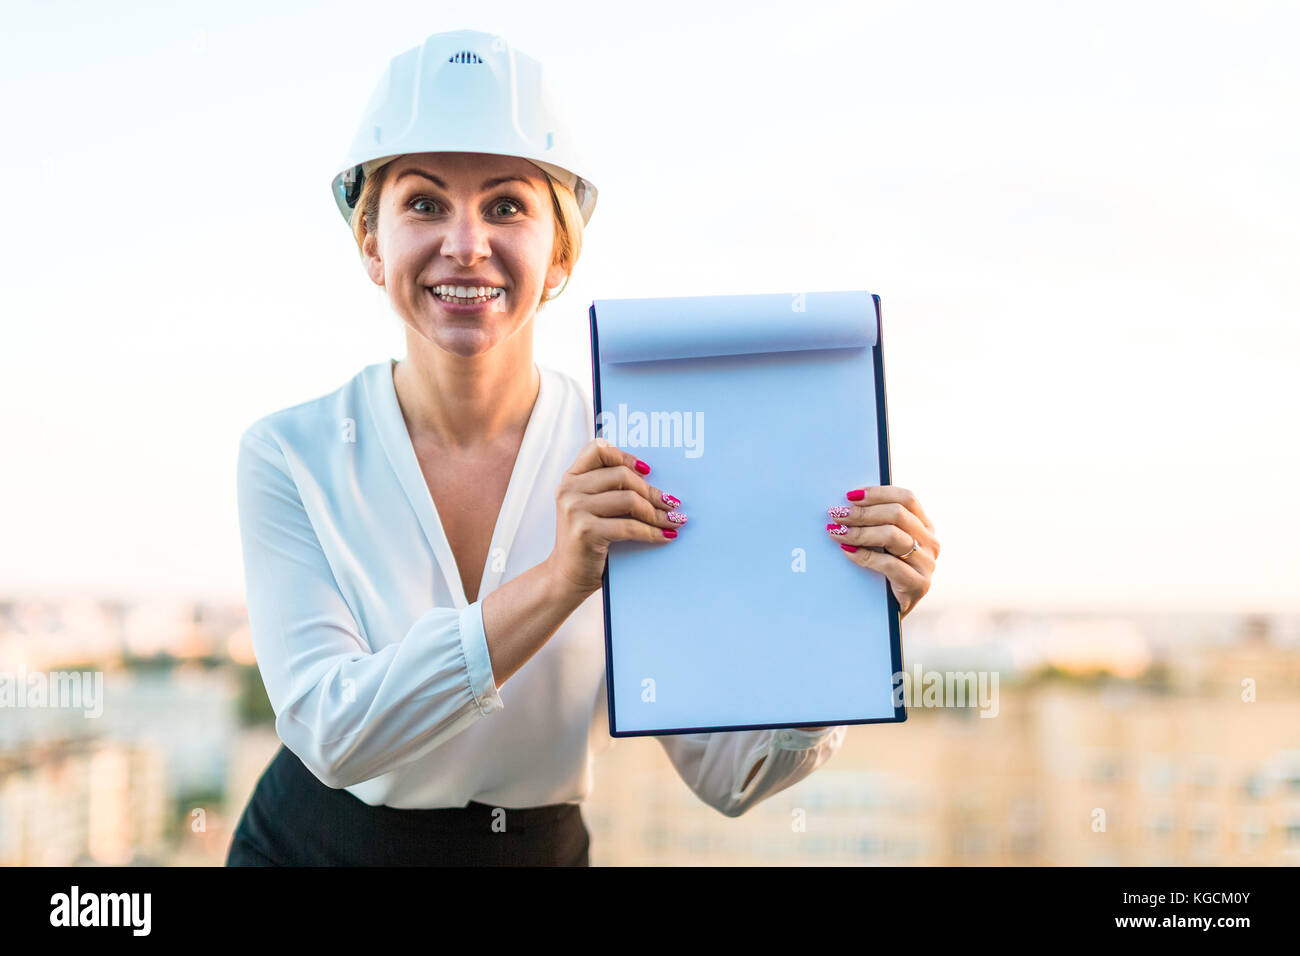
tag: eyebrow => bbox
[393,169,539,193]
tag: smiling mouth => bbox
[428,287,505,305]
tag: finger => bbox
[827,501,939,558]
[843,485,934,533]
[584,488,689,531]
[837,543,930,599]
[569,437,650,479]
[569,505,682,544]
[827,522,935,572]
[569,458,683,512]
[602,515,683,543]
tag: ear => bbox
[544,258,568,293]
[362,230,385,288]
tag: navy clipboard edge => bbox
[588,293,907,738]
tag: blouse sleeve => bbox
[236,429,503,789]
[654,725,847,817]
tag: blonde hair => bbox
[349,159,584,309]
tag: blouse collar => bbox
[362,358,557,609]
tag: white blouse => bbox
[235,358,846,812]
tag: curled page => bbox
[592,290,878,364]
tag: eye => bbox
[409,196,440,215]
[492,196,524,217]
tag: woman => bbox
[225,29,939,867]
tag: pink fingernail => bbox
[828,506,852,518]
[635,459,651,474]
[661,492,680,507]
[846,489,865,501]
[826,523,848,536]
[841,544,858,552]
[666,511,687,524]
[662,528,677,538]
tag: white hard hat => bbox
[331,29,598,229]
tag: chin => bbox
[427,327,505,357]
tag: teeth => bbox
[434,285,502,295]
[431,285,503,304]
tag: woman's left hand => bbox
[826,485,938,619]
[779,485,940,736]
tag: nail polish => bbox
[635,459,651,475]
[828,506,851,519]
[661,493,680,508]
[662,529,677,539]
[826,523,848,536]
[846,489,865,501]
[666,512,687,525]
[840,544,858,552]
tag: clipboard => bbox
[588,290,906,736]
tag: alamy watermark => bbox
[634,667,999,717]
[49,886,150,935]
[893,665,999,717]
[0,665,104,718]
[596,404,704,458]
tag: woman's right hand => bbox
[546,438,688,600]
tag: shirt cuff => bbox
[458,600,503,715]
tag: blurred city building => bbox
[1,598,1298,865]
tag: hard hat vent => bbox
[448,50,484,64]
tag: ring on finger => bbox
[887,537,920,559]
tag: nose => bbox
[438,207,493,264]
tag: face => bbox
[362,151,567,358]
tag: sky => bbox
[0,0,1296,611]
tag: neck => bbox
[392,330,540,452]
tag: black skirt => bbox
[226,744,590,866]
